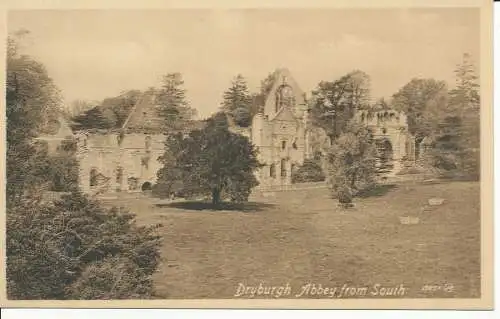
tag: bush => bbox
[337,186,353,208]
[291,159,326,184]
[46,154,80,192]
[325,122,378,203]
[6,192,162,300]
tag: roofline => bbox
[121,91,155,130]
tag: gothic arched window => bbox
[275,84,295,112]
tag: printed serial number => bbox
[421,283,455,293]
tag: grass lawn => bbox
[101,180,480,299]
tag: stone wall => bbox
[76,132,165,194]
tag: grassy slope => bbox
[102,181,480,299]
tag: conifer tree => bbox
[156,72,196,131]
[221,74,253,127]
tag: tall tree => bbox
[443,53,480,178]
[310,70,371,141]
[7,31,64,203]
[155,72,197,131]
[221,74,253,127]
[391,78,449,140]
[6,31,162,300]
[449,53,480,114]
[155,112,262,207]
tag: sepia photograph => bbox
[1,0,493,310]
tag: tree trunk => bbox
[212,187,220,208]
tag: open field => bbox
[100,181,480,299]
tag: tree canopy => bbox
[155,72,197,131]
[155,112,262,206]
[309,70,371,141]
[221,74,254,127]
[391,78,449,139]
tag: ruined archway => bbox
[141,181,152,191]
[375,138,394,174]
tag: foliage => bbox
[291,159,326,183]
[310,70,371,141]
[392,78,449,139]
[448,53,480,179]
[325,121,378,203]
[250,71,278,113]
[6,193,162,299]
[155,72,197,131]
[221,74,254,127]
[156,112,263,206]
[6,31,163,300]
[71,90,142,131]
[7,31,64,204]
[396,53,481,180]
[48,139,80,192]
[425,116,465,173]
[71,106,117,130]
[68,99,96,117]
[232,107,252,127]
[102,90,143,127]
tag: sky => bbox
[9,8,480,119]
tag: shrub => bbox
[6,192,162,300]
[337,186,353,208]
[46,154,80,192]
[291,159,326,183]
[325,122,378,203]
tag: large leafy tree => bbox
[221,74,253,127]
[7,31,64,203]
[310,70,370,141]
[156,112,262,206]
[155,72,197,131]
[391,78,449,140]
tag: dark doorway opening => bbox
[141,181,153,191]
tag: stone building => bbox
[74,92,200,195]
[354,109,416,174]
[71,68,416,195]
[228,68,311,188]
